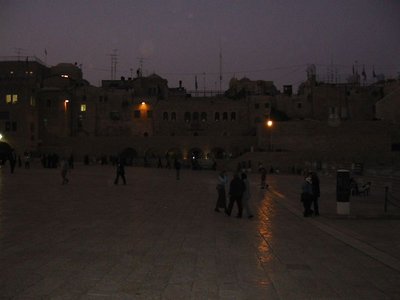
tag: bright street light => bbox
[267,120,273,127]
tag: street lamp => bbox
[266,119,273,151]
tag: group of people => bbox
[214,171,253,219]
[301,172,320,217]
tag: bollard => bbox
[337,169,351,215]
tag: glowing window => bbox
[80,104,87,112]
[30,96,36,106]
[6,95,12,104]
[12,95,18,104]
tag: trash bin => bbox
[337,169,351,215]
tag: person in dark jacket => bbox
[301,174,314,217]
[114,159,126,185]
[311,172,320,216]
[226,173,246,218]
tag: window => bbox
[222,112,228,121]
[30,96,36,106]
[5,121,10,131]
[110,111,121,121]
[12,122,17,131]
[43,118,48,128]
[231,112,236,121]
[134,110,141,118]
[254,103,260,109]
[201,112,207,122]
[147,110,153,118]
[193,112,199,121]
[184,112,191,122]
[214,112,220,121]
[6,94,17,104]
[297,102,302,109]
[80,104,87,112]
[46,99,51,108]
[163,112,169,121]
[171,112,176,121]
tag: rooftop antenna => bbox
[14,47,26,61]
[136,57,149,77]
[219,41,222,94]
[107,49,118,80]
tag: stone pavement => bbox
[0,164,400,299]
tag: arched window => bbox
[193,112,199,121]
[222,112,228,121]
[171,112,176,121]
[214,112,220,121]
[184,112,191,122]
[163,112,169,121]
[201,112,207,122]
[231,112,236,121]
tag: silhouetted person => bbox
[9,149,17,174]
[174,158,181,180]
[68,154,74,169]
[260,167,267,189]
[61,158,69,184]
[23,152,30,169]
[311,172,320,216]
[157,157,163,168]
[114,159,126,185]
[241,173,253,219]
[301,174,314,217]
[226,173,246,218]
[215,170,227,213]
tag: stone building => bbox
[0,57,397,169]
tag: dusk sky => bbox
[1,0,399,91]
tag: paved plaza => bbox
[0,164,400,299]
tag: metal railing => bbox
[0,56,47,66]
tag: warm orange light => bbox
[267,120,273,127]
[64,100,69,111]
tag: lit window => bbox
[6,95,12,104]
[12,95,18,104]
[61,74,69,78]
[80,104,87,112]
[30,96,36,106]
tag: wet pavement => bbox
[0,164,399,299]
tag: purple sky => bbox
[1,0,399,91]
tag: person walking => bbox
[215,170,228,213]
[226,173,246,218]
[260,167,267,189]
[241,173,254,219]
[61,158,69,184]
[311,171,320,216]
[114,159,126,185]
[301,173,314,217]
[174,158,181,180]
